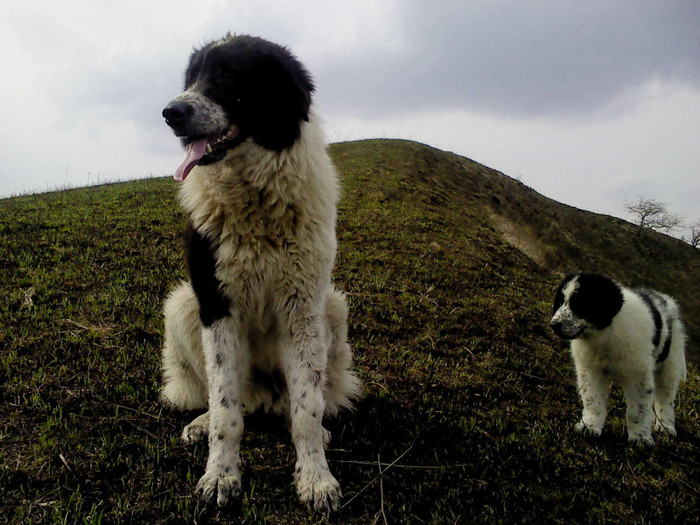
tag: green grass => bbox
[1,140,698,524]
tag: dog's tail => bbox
[324,287,363,415]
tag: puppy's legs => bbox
[282,301,341,513]
[621,370,655,447]
[654,364,681,436]
[654,322,686,436]
[574,366,609,437]
[196,315,249,507]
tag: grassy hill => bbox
[1,139,698,524]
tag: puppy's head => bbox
[162,34,314,181]
[550,273,624,340]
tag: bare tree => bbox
[689,221,700,248]
[624,196,683,236]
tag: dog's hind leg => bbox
[161,282,208,410]
[654,318,687,436]
[654,374,679,436]
[182,411,211,443]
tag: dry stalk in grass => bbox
[341,431,422,510]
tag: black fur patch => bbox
[183,221,231,327]
[657,317,674,363]
[185,35,314,152]
[638,291,663,347]
[569,274,624,329]
[637,289,675,363]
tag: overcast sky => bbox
[2,1,699,236]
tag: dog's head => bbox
[550,273,624,340]
[162,34,314,181]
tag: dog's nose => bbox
[550,320,562,334]
[162,102,193,126]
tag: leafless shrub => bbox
[624,196,683,236]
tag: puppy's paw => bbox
[295,467,341,514]
[629,433,655,448]
[182,413,210,444]
[196,469,242,507]
[654,420,677,436]
[574,421,602,437]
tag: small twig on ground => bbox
[345,291,383,298]
[100,399,163,421]
[59,453,72,472]
[332,459,470,470]
[341,430,422,510]
[122,419,158,439]
[370,452,389,525]
[378,453,388,525]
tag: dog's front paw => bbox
[196,469,242,507]
[295,467,341,513]
[628,433,655,448]
[575,421,602,437]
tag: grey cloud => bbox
[314,1,700,118]
[41,46,189,156]
[18,1,700,164]
[3,5,193,154]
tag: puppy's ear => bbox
[577,274,623,329]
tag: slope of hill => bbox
[1,139,697,524]
[332,139,699,355]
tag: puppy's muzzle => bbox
[549,319,584,340]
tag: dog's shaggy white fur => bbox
[550,273,686,446]
[160,35,360,512]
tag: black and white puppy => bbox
[550,273,686,446]
[160,35,361,512]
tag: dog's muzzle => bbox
[162,101,194,137]
[163,92,246,182]
[550,319,584,340]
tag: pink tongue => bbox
[174,138,208,182]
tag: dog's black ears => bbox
[247,51,314,152]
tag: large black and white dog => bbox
[550,273,686,446]
[160,35,360,512]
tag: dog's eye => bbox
[213,68,234,86]
[569,292,584,313]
